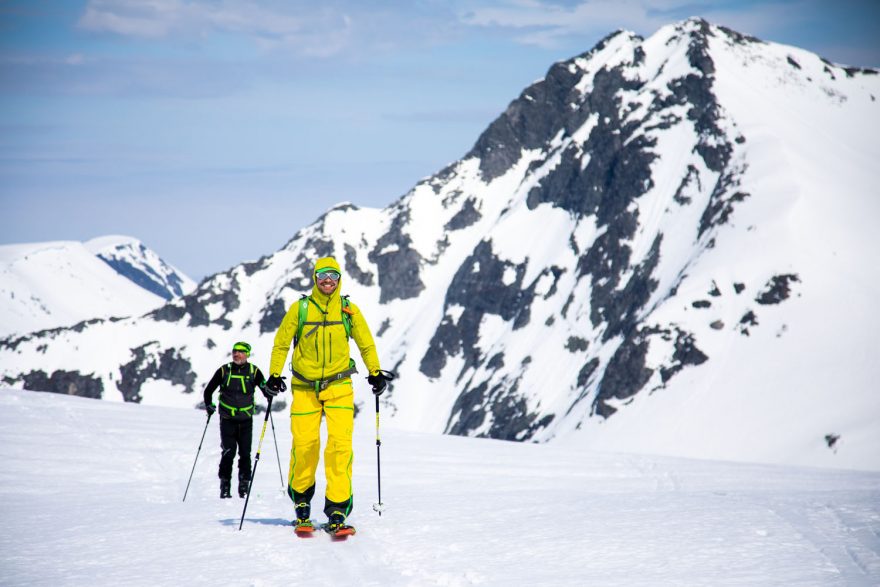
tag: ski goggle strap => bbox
[232,342,251,355]
[315,269,341,281]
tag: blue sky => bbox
[2,1,878,280]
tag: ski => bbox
[321,523,356,539]
[293,520,316,537]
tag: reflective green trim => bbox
[218,399,255,417]
[344,452,354,517]
[324,405,354,411]
[291,409,322,416]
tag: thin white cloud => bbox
[78,0,354,56]
[458,0,806,48]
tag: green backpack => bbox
[294,295,353,346]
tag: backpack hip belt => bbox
[291,365,358,399]
[218,399,255,418]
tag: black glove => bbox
[367,370,396,396]
[206,403,216,416]
[265,375,287,396]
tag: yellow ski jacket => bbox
[269,256,381,388]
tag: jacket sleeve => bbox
[253,367,267,390]
[203,367,223,407]
[349,301,381,375]
[269,302,300,377]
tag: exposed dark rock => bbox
[717,24,762,45]
[255,399,287,414]
[541,266,566,300]
[0,318,117,352]
[17,370,103,399]
[710,320,724,330]
[659,330,708,383]
[738,310,758,336]
[241,256,270,277]
[825,433,840,451]
[484,353,504,370]
[368,208,426,303]
[376,319,391,337]
[709,281,721,296]
[445,377,554,441]
[149,302,187,323]
[467,59,585,182]
[734,282,746,294]
[97,245,186,300]
[259,298,287,334]
[526,66,654,219]
[755,274,800,305]
[419,241,534,378]
[577,358,600,387]
[594,335,652,418]
[673,165,701,204]
[699,185,749,237]
[445,198,482,231]
[844,66,879,77]
[565,336,589,352]
[117,343,197,403]
[149,292,214,328]
[786,56,802,70]
[467,30,647,183]
[343,244,375,286]
[581,234,662,341]
[692,300,711,308]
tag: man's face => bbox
[232,349,248,365]
[316,269,340,295]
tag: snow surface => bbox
[3,388,879,586]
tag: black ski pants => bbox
[218,417,253,482]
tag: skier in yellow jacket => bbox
[265,256,391,535]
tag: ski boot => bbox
[220,478,232,499]
[293,503,315,536]
[238,474,250,498]
[324,512,355,537]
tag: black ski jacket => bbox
[203,362,266,421]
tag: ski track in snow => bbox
[1,389,879,586]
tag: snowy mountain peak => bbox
[2,20,878,471]
[85,235,195,300]
[0,236,194,337]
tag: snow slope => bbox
[0,236,194,337]
[2,389,879,586]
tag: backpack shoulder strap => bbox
[295,295,309,345]
[341,295,352,340]
[222,363,233,387]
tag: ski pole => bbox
[239,396,273,530]
[372,393,384,516]
[183,411,213,502]
[370,370,395,516]
[269,408,284,488]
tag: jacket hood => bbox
[311,256,342,304]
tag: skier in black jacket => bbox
[203,341,268,498]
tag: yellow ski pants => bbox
[288,381,354,511]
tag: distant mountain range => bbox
[2,19,878,470]
[0,235,194,337]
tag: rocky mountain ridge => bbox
[2,18,878,470]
